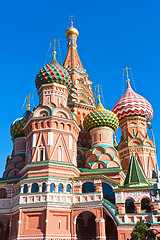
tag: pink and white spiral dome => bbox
[112,82,153,122]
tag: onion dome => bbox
[83,96,119,132]
[112,80,153,122]
[10,111,30,139]
[66,21,79,38]
[35,54,72,90]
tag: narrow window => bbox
[99,134,102,141]
[132,129,135,137]
[58,220,61,229]
[40,149,43,161]
[57,97,60,105]
[42,183,46,192]
[23,184,28,193]
[50,183,55,192]
[66,184,71,193]
[58,183,63,193]
[98,163,101,169]
[47,96,50,104]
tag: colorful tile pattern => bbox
[10,111,30,139]
[83,99,119,132]
[112,82,153,121]
[35,58,72,89]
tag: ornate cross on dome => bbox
[49,39,60,58]
[122,67,132,83]
[69,15,75,24]
[23,94,33,111]
[95,84,102,100]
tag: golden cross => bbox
[95,84,102,101]
[122,67,132,83]
[50,39,60,52]
[25,94,33,111]
[95,84,102,95]
[69,15,75,23]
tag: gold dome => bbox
[66,21,79,38]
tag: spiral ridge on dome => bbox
[83,98,119,132]
[35,58,72,90]
[112,82,153,121]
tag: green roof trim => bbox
[21,176,71,182]
[79,167,121,173]
[74,174,119,185]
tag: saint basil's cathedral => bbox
[0,21,160,240]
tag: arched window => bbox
[23,184,28,194]
[125,199,135,213]
[50,183,55,192]
[102,183,115,204]
[40,149,44,161]
[58,183,63,193]
[42,183,46,192]
[66,184,71,193]
[31,183,39,193]
[141,198,151,213]
[82,182,95,193]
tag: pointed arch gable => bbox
[50,134,71,163]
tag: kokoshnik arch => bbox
[0,20,159,240]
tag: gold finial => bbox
[49,39,60,58]
[122,67,132,83]
[25,94,33,111]
[95,84,102,101]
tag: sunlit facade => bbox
[0,21,160,240]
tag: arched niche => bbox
[141,198,151,213]
[76,211,96,239]
[125,199,135,213]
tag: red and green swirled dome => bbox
[10,111,30,139]
[35,56,72,89]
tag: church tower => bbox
[64,21,96,167]
[21,50,80,180]
[112,72,157,180]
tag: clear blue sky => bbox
[0,0,160,177]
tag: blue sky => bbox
[0,0,160,177]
